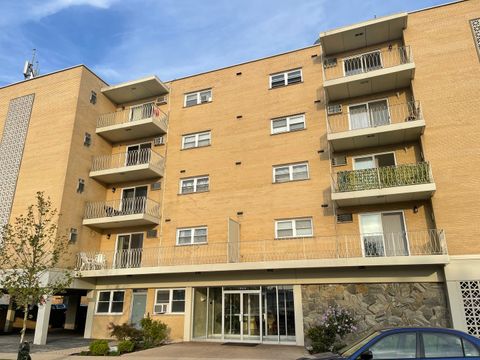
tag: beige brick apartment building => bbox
[0,0,479,346]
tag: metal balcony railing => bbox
[327,101,422,134]
[333,162,433,193]
[75,229,446,271]
[91,149,164,172]
[324,46,413,81]
[83,197,160,220]
[97,103,168,129]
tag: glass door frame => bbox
[347,98,390,131]
[222,289,263,343]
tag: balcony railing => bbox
[83,197,160,220]
[327,101,422,134]
[324,46,413,81]
[333,162,433,193]
[91,149,164,172]
[75,229,446,271]
[97,103,168,129]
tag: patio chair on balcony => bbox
[79,252,95,270]
[93,253,106,269]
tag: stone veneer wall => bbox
[302,283,451,342]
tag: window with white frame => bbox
[271,114,306,134]
[182,131,211,149]
[180,176,209,194]
[176,226,208,245]
[96,290,125,314]
[270,69,302,88]
[275,218,313,239]
[154,289,186,314]
[273,162,309,183]
[184,89,212,107]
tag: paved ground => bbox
[0,333,308,360]
[0,329,90,353]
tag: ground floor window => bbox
[96,290,125,314]
[192,285,295,343]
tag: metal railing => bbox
[75,229,446,271]
[83,197,160,220]
[97,103,168,129]
[91,149,164,172]
[324,46,413,81]
[333,162,433,193]
[327,101,422,134]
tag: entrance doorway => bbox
[223,290,261,342]
[130,291,147,328]
[192,286,295,344]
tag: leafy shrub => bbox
[108,322,143,342]
[89,339,110,356]
[306,306,357,353]
[118,339,135,354]
[140,315,168,348]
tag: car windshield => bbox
[340,331,381,357]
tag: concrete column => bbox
[293,284,305,346]
[446,280,468,332]
[64,295,79,330]
[83,290,96,339]
[183,287,193,342]
[4,300,16,332]
[33,297,52,345]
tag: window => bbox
[184,89,212,107]
[69,228,78,243]
[176,226,208,245]
[368,332,416,359]
[422,332,479,358]
[275,218,312,239]
[96,290,125,314]
[271,114,305,134]
[154,289,186,314]
[180,176,209,194]
[77,178,85,193]
[269,69,302,88]
[273,162,309,183]
[182,131,211,149]
[83,132,91,147]
[348,99,389,130]
[90,91,97,104]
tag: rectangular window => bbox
[269,69,303,88]
[275,218,313,239]
[154,289,186,314]
[184,89,212,107]
[180,176,209,194]
[182,131,211,149]
[176,226,208,245]
[273,162,309,183]
[96,290,125,314]
[271,114,305,134]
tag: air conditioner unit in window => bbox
[155,304,168,314]
[155,95,168,105]
[327,104,342,115]
[153,136,164,146]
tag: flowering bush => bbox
[306,306,357,353]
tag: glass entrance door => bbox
[223,290,261,342]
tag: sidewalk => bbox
[0,342,307,360]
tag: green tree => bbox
[0,192,73,344]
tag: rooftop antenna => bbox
[23,49,39,80]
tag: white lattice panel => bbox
[471,18,480,59]
[0,94,35,236]
[460,281,480,337]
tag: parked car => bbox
[301,328,480,360]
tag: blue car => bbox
[303,328,480,360]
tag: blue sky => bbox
[0,0,449,86]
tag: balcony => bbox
[323,46,415,101]
[90,149,164,184]
[96,103,168,142]
[75,229,447,275]
[327,101,425,151]
[331,162,436,206]
[82,197,160,229]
